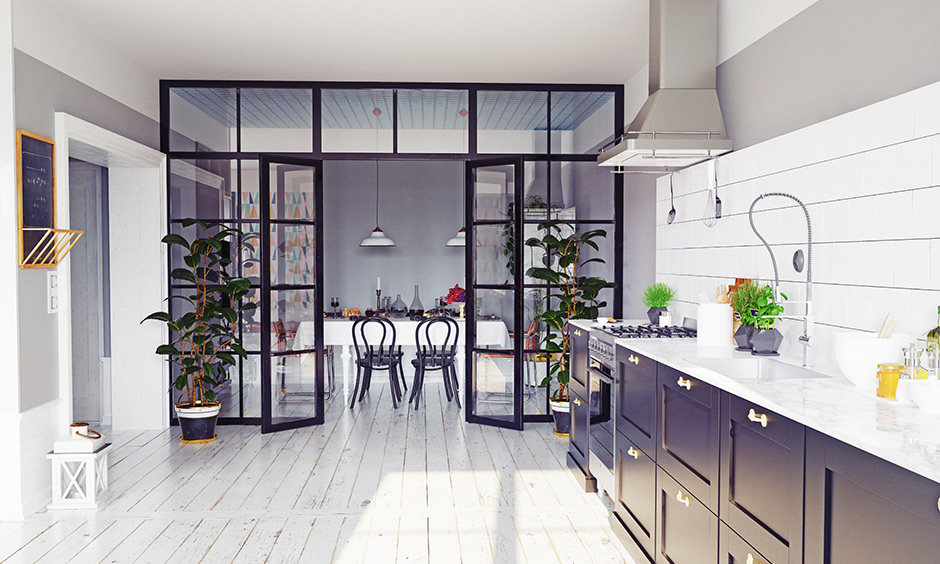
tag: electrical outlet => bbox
[47,271,58,314]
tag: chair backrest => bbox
[352,317,396,364]
[274,320,288,352]
[415,317,459,363]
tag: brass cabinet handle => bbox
[574,329,582,337]
[573,398,582,406]
[748,408,768,428]
[677,376,691,390]
[627,446,640,459]
[676,490,690,507]
[937,497,939,513]
[628,354,639,365]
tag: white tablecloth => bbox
[293,318,510,349]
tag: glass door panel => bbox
[260,156,323,433]
[467,158,523,430]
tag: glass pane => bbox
[169,159,236,220]
[471,352,515,422]
[240,88,313,153]
[397,89,469,153]
[168,221,237,279]
[559,161,616,221]
[321,89,393,153]
[473,164,515,220]
[270,289,317,351]
[240,222,262,282]
[550,91,615,154]
[473,288,514,350]
[473,224,514,285]
[169,87,236,152]
[243,354,262,417]
[477,91,547,154]
[270,353,319,424]
[574,223,615,284]
[240,288,262,353]
[523,358,550,416]
[216,369,242,418]
[240,160,260,221]
[269,163,316,221]
[270,224,316,285]
[522,162,548,221]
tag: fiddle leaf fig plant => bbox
[142,219,254,407]
[525,220,612,402]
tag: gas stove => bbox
[597,323,697,340]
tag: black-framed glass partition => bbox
[162,81,624,429]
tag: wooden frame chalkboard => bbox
[17,130,56,266]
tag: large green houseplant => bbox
[142,219,253,443]
[525,220,611,434]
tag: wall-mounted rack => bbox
[19,227,84,268]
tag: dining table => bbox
[292,317,511,350]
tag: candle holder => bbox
[376,289,382,315]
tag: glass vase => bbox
[390,294,408,318]
[409,285,424,317]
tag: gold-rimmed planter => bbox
[175,401,221,443]
[550,398,570,436]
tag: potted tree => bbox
[642,282,676,324]
[750,284,787,356]
[142,219,254,443]
[730,280,761,350]
[525,220,611,435]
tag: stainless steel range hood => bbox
[598,0,732,172]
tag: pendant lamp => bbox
[360,159,395,247]
[446,107,469,247]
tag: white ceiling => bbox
[12,0,648,120]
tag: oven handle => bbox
[588,367,614,385]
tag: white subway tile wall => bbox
[656,80,940,367]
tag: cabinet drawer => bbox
[720,522,774,564]
[612,431,656,564]
[720,394,804,564]
[805,430,940,563]
[657,365,720,511]
[656,467,719,564]
[616,345,657,455]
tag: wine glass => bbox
[330,296,340,317]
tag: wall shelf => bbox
[19,227,84,268]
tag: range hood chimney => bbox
[598,0,732,172]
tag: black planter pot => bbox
[734,324,756,351]
[550,400,570,436]
[751,328,783,356]
[647,307,667,324]
[176,402,221,443]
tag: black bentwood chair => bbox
[350,317,405,409]
[410,316,461,409]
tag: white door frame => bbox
[54,113,169,430]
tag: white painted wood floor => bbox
[0,381,635,564]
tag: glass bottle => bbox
[927,305,940,350]
[390,294,408,318]
[409,285,424,317]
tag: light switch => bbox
[47,271,58,314]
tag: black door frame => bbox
[259,155,325,433]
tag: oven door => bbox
[588,361,615,478]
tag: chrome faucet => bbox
[748,192,814,367]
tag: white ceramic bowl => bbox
[833,332,911,390]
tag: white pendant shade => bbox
[360,227,395,247]
[445,227,466,247]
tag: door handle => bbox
[676,490,690,507]
[627,446,640,459]
[677,376,692,390]
[573,398,582,406]
[748,408,768,428]
[628,354,639,365]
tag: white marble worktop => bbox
[573,319,940,484]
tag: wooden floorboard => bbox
[3,379,634,564]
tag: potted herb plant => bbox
[525,220,611,435]
[730,280,761,350]
[642,282,676,324]
[142,219,254,443]
[750,284,787,356]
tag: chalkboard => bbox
[17,130,55,262]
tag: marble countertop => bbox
[573,319,940,483]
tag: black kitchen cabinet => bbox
[720,522,773,564]
[616,344,657,457]
[656,467,719,564]
[612,431,657,564]
[719,393,803,564]
[804,429,940,563]
[567,387,596,492]
[570,325,588,398]
[657,365,721,512]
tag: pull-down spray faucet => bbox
[748,192,814,367]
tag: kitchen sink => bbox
[687,357,831,380]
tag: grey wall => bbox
[14,49,158,411]
[323,160,465,313]
[717,0,940,149]
[621,174,657,319]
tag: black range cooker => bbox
[581,322,696,497]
